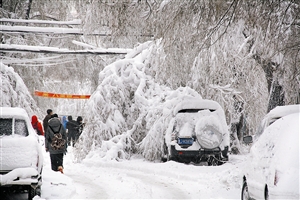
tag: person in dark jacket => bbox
[66,116,78,147]
[31,115,44,136]
[45,114,67,173]
[43,109,53,133]
[76,116,84,142]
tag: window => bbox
[15,119,28,136]
[0,118,28,136]
[0,118,13,136]
[178,109,216,113]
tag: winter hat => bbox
[51,113,58,118]
[77,116,83,122]
[31,115,38,123]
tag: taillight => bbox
[274,170,279,186]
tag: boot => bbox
[58,166,64,174]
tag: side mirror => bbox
[243,135,253,144]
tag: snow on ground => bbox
[38,142,247,199]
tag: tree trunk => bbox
[25,0,33,20]
[267,79,285,112]
[252,53,285,113]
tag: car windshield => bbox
[0,118,28,136]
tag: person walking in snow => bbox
[45,114,67,173]
[43,109,53,133]
[62,116,68,130]
[75,116,84,142]
[66,115,78,147]
[31,115,44,136]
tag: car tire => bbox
[241,181,251,200]
[264,185,269,200]
[28,185,41,200]
[168,153,178,162]
[161,142,168,162]
[208,156,220,166]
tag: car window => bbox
[0,118,13,136]
[178,109,216,113]
[15,119,28,136]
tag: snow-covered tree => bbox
[0,62,40,117]
[74,42,203,162]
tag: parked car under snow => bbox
[241,111,299,200]
[0,107,43,199]
[163,98,230,165]
[256,104,300,137]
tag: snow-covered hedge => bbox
[0,62,40,117]
[74,41,202,162]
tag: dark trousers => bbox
[68,133,76,147]
[50,153,64,171]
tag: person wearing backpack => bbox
[45,114,67,173]
[31,115,44,136]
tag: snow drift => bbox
[74,41,205,161]
[0,62,40,117]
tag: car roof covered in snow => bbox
[256,104,300,136]
[265,104,300,120]
[0,107,30,119]
[173,98,222,115]
[0,107,36,135]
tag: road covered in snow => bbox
[35,146,247,199]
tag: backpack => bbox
[49,125,66,150]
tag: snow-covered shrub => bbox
[74,42,202,162]
[0,62,40,117]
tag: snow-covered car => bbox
[241,111,299,200]
[256,104,300,137]
[0,107,43,199]
[243,104,300,144]
[163,98,230,165]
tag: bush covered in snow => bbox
[74,41,204,162]
[0,62,40,117]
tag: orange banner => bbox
[34,91,90,99]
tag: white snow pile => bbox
[74,41,202,162]
[0,62,39,116]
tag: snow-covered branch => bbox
[1,25,82,35]
[0,18,81,25]
[72,40,97,49]
[0,55,75,65]
[0,44,132,55]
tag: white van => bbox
[0,107,43,199]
